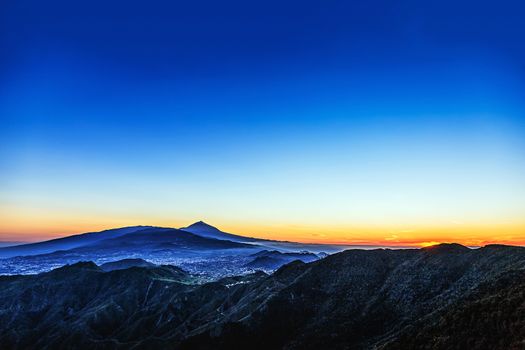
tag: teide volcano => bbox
[180,221,260,242]
[0,222,328,277]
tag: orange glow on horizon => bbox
[1,215,524,248]
[1,201,524,246]
[417,241,443,248]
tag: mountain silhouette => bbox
[72,227,254,253]
[0,226,155,258]
[180,221,260,242]
[0,222,264,260]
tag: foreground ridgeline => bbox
[1,244,525,349]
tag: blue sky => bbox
[1,0,524,243]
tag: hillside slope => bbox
[1,244,525,349]
[0,226,155,258]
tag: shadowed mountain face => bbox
[1,244,525,349]
[0,225,256,260]
[382,269,525,350]
[73,227,253,252]
[244,250,320,270]
[0,242,25,248]
[0,226,155,258]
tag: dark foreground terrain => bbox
[1,244,525,349]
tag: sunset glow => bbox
[1,0,524,247]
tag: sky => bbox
[1,0,524,246]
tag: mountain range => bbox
[0,222,332,277]
[1,243,524,349]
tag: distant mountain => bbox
[245,250,320,270]
[180,221,260,242]
[1,244,525,349]
[74,227,254,253]
[0,222,344,272]
[180,221,347,254]
[0,242,25,248]
[0,222,261,260]
[0,226,155,258]
[249,249,320,260]
[0,223,339,276]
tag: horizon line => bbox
[1,221,523,249]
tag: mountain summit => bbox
[180,221,258,242]
[182,221,222,234]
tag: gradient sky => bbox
[1,0,525,246]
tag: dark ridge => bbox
[60,261,100,271]
[271,259,307,280]
[250,249,282,257]
[422,243,470,253]
[100,258,156,271]
[481,243,524,250]
[382,269,525,350]
[2,244,525,349]
[45,261,103,277]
